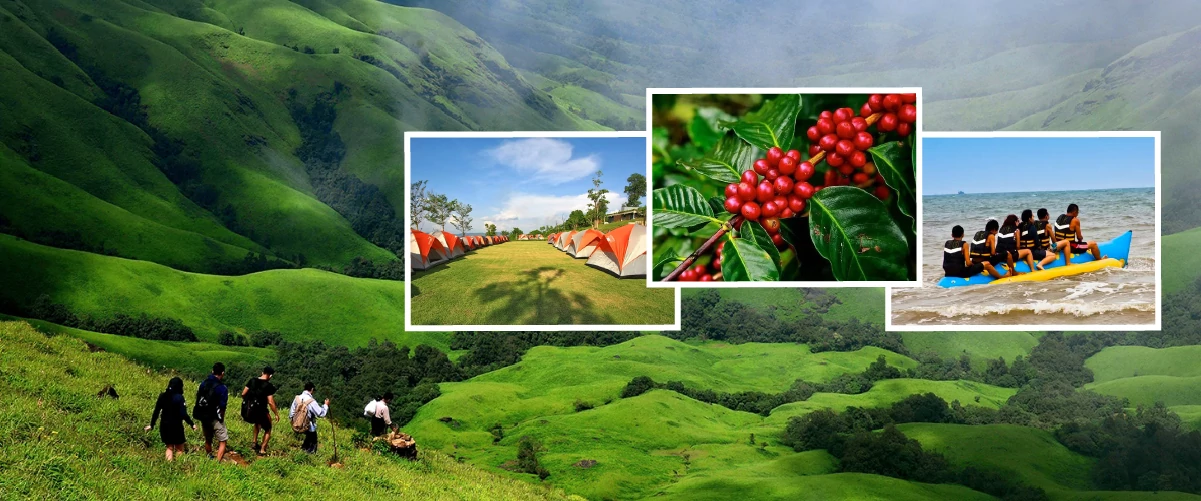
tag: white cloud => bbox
[478,191,620,232]
[486,138,600,184]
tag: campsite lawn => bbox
[411,241,674,325]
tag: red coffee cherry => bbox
[833,107,852,123]
[741,170,758,185]
[741,201,761,220]
[773,194,788,208]
[692,265,706,275]
[806,126,820,142]
[679,269,697,281]
[737,182,755,201]
[795,161,815,181]
[762,217,781,234]
[862,162,877,175]
[878,113,898,132]
[874,185,891,200]
[761,201,780,218]
[835,139,855,158]
[901,93,916,103]
[725,183,739,198]
[756,181,774,203]
[867,94,883,112]
[849,150,867,168]
[852,172,870,185]
[724,196,743,214]
[850,117,868,132]
[883,94,902,111]
[778,156,797,175]
[786,149,802,162]
[699,274,713,282]
[788,194,806,212]
[780,208,795,218]
[771,233,785,247]
[816,117,835,136]
[766,168,780,181]
[860,102,873,118]
[794,181,815,199]
[766,146,784,166]
[836,121,855,140]
[774,175,794,196]
[827,152,845,167]
[753,159,770,175]
[808,144,822,157]
[838,164,854,176]
[819,134,838,152]
[819,110,833,120]
[896,122,911,137]
[823,169,837,187]
[898,104,917,123]
[853,131,874,150]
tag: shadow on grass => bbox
[474,266,618,325]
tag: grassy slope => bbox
[765,379,1017,427]
[1084,346,1201,429]
[0,234,450,349]
[406,335,1016,500]
[1164,227,1201,293]
[901,331,1040,368]
[901,423,1201,501]
[0,321,578,501]
[410,242,674,326]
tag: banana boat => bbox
[937,230,1132,288]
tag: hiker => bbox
[969,219,1019,278]
[289,382,329,454]
[1052,203,1104,261]
[943,225,1003,279]
[194,362,230,462]
[145,376,196,461]
[241,366,280,456]
[996,214,1037,272]
[364,392,396,436]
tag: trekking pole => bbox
[330,419,340,464]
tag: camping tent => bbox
[410,229,451,270]
[547,233,557,244]
[486,236,495,245]
[556,231,576,250]
[567,229,605,258]
[435,231,466,258]
[586,223,647,277]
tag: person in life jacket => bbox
[1034,208,1076,266]
[995,214,1036,273]
[1022,209,1058,270]
[969,219,1023,278]
[1052,203,1103,261]
[943,225,1003,279]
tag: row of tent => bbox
[546,223,647,277]
[517,234,545,241]
[409,229,509,270]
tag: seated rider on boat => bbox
[942,225,1004,279]
[1052,203,1104,261]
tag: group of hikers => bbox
[942,203,1105,279]
[145,362,398,461]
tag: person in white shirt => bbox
[289,382,329,453]
[365,392,395,436]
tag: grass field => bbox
[0,235,450,349]
[1086,345,1201,383]
[0,321,578,500]
[766,379,1017,427]
[410,242,674,326]
[901,331,1040,368]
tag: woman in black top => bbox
[145,377,196,461]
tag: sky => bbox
[409,136,646,233]
[923,137,1156,195]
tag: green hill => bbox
[1085,375,1201,407]
[1164,227,1201,293]
[1086,345,1201,384]
[0,234,448,349]
[0,320,578,500]
[766,379,1017,427]
[901,331,1040,368]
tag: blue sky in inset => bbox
[409,137,646,233]
[923,136,1155,195]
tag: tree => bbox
[566,210,588,230]
[452,202,473,236]
[410,180,430,228]
[427,194,454,232]
[585,170,609,228]
[623,172,646,208]
[485,223,497,236]
[511,227,523,238]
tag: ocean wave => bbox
[900,300,1155,318]
[1127,257,1157,271]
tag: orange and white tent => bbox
[567,229,605,258]
[435,231,466,258]
[547,233,557,244]
[586,223,647,277]
[555,231,576,250]
[410,229,451,270]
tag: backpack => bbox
[193,378,219,421]
[292,395,314,433]
[240,379,263,423]
[363,400,378,418]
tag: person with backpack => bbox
[240,366,279,456]
[145,376,196,461]
[364,392,395,436]
[289,382,329,454]
[193,362,230,462]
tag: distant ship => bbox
[957,190,965,195]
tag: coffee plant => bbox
[651,93,917,282]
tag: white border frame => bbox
[886,130,1162,332]
[404,131,681,332]
[644,87,924,288]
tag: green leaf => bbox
[720,235,779,282]
[653,253,685,281]
[868,141,917,233]
[652,185,719,228]
[722,94,801,151]
[677,132,759,184]
[739,220,782,272]
[707,196,726,216]
[687,107,736,150]
[807,186,910,281]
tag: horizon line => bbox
[926,186,1154,196]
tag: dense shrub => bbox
[217,330,248,346]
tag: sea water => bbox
[890,188,1156,326]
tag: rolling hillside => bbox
[1084,345,1201,429]
[0,320,577,500]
